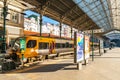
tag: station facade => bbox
[0,1,34,48]
[0,1,24,46]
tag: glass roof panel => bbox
[73,0,120,40]
[78,1,85,8]
[82,6,90,12]
[73,0,113,31]
[74,0,82,3]
[105,30,120,40]
[110,0,120,30]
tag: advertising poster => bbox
[74,32,84,63]
[20,38,26,51]
[85,35,90,59]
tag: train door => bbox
[49,41,55,54]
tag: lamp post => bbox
[1,0,8,53]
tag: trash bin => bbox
[109,47,111,50]
[104,50,107,53]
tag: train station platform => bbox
[0,47,120,80]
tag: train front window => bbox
[12,38,20,51]
[12,37,26,52]
[27,40,36,48]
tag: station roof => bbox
[21,0,119,40]
[4,0,120,40]
[105,30,120,40]
[105,0,120,40]
[22,0,100,30]
[93,0,120,40]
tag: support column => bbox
[92,29,94,61]
[40,14,43,36]
[2,0,7,53]
[71,27,73,39]
[6,29,8,46]
[99,40,101,55]
[59,22,62,38]
[83,34,86,65]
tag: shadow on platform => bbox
[20,63,77,73]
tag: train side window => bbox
[69,44,73,48]
[55,43,59,48]
[62,43,66,48]
[27,40,36,48]
[43,43,48,49]
[39,43,43,49]
[55,43,61,48]
[39,42,48,49]
[66,42,69,48]
[59,43,62,48]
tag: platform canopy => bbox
[20,0,102,30]
[99,0,120,40]
[73,0,113,31]
[21,1,118,32]
[73,0,120,40]
[2,0,120,40]
[105,0,120,40]
[110,0,120,30]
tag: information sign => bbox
[83,29,104,34]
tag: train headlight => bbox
[35,49,39,53]
[31,49,34,52]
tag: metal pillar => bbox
[2,0,8,53]
[40,14,43,36]
[83,34,86,65]
[59,22,62,38]
[92,29,94,61]
[71,27,73,39]
[99,40,101,55]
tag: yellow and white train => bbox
[9,35,99,64]
[10,35,74,62]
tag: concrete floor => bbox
[0,47,120,80]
